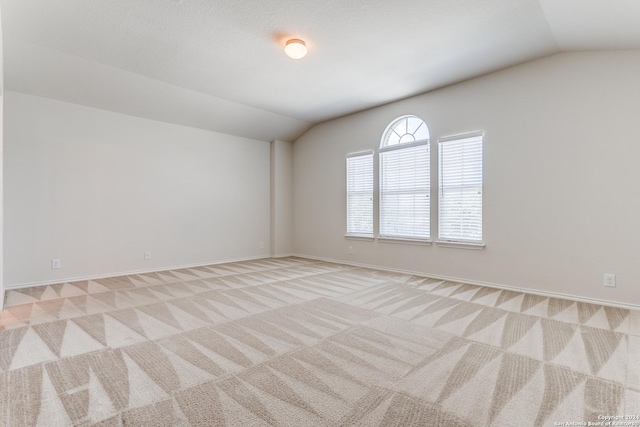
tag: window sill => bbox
[344,234,375,241]
[377,237,432,246]
[435,240,485,250]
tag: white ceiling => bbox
[2,0,640,142]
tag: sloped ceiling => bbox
[2,0,640,142]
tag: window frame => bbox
[378,115,431,242]
[436,131,485,249]
[345,150,374,238]
[342,116,486,250]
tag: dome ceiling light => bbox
[284,39,307,59]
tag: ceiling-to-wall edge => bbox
[295,47,640,142]
[294,50,586,142]
[4,40,313,143]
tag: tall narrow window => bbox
[438,132,483,242]
[346,152,374,236]
[379,116,430,240]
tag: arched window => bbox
[379,115,430,240]
[381,115,430,147]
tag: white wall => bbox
[4,92,271,287]
[293,50,640,306]
[0,6,5,307]
[270,140,293,256]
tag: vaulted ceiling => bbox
[2,0,640,141]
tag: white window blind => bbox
[380,143,430,239]
[439,132,483,242]
[346,152,374,236]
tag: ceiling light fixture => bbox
[284,39,307,59]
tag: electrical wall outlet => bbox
[144,251,151,260]
[259,241,264,249]
[604,273,616,287]
[51,258,61,269]
[348,246,353,255]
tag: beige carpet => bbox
[0,257,638,426]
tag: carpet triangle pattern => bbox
[0,257,639,426]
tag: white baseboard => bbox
[5,255,270,290]
[293,253,640,311]
[271,253,294,258]
[7,252,639,312]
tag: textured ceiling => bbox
[2,0,640,141]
